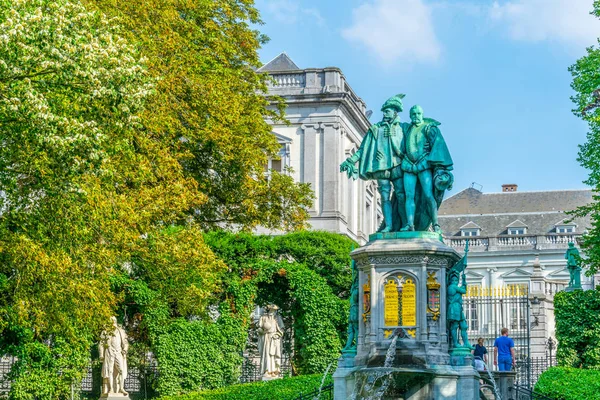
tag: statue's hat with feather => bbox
[381,94,405,112]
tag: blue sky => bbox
[254,0,600,193]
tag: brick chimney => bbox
[502,184,518,192]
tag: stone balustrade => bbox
[446,234,581,252]
[266,68,367,114]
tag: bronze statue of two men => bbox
[340,94,453,233]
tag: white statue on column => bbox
[99,316,129,398]
[256,305,284,379]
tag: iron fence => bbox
[0,357,13,394]
[0,357,158,399]
[464,286,531,375]
[510,384,555,400]
[79,364,158,399]
[515,356,556,388]
[293,383,334,400]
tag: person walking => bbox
[473,337,488,371]
[494,328,515,371]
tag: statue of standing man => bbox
[401,105,453,232]
[447,242,470,350]
[340,94,407,232]
[99,316,129,398]
[565,242,582,290]
[257,305,284,379]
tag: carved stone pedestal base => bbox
[333,234,479,399]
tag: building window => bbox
[265,143,289,174]
[461,229,480,237]
[556,226,575,234]
[508,228,526,235]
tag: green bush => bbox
[554,289,600,368]
[535,367,600,399]
[159,374,332,400]
[152,318,245,395]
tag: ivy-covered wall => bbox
[113,231,355,396]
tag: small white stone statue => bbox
[256,304,284,379]
[99,316,129,398]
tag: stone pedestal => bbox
[493,371,516,400]
[333,233,480,399]
[100,394,131,400]
[564,286,582,292]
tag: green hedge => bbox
[535,367,600,399]
[159,374,332,400]
[554,289,600,368]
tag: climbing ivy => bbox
[107,231,355,396]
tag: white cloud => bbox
[263,0,325,26]
[490,0,600,45]
[341,0,441,65]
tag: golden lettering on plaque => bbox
[384,279,399,327]
[402,279,417,326]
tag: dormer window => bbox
[506,220,527,235]
[556,226,574,234]
[554,219,576,234]
[460,221,481,237]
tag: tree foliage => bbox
[554,290,600,369]
[0,0,221,396]
[0,0,316,396]
[568,1,600,274]
[82,0,314,231]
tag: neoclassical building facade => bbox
[439,186,593,360]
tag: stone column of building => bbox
[300,123,321,217]
[529,255,549,359]
[321,122,342,222]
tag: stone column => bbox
[369,264,378,346]
[493,371,516,400]
[440,262,448,344]
[419,257,428,342]
[357,269,365,348]
[529,255,548,358]
[320,122,341,219]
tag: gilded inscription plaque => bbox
[402,279,417,326]
[384,279,399,326]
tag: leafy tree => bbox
[83,0,314,231]
[568,1,600,273]
[0,0,315,396]
[0,0,222,396]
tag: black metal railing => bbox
[515,356,556,388]
[511,384,554,400]
[79,364,158,399]
[294,383,334,400]
[0,356,13,394]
